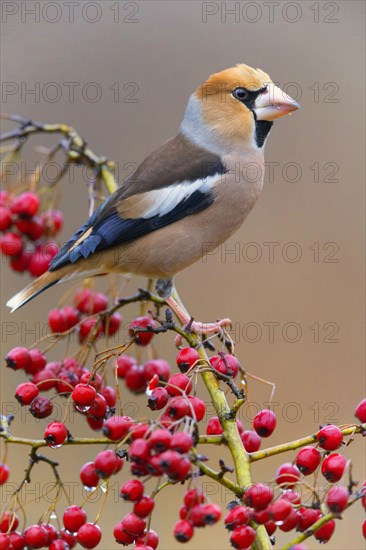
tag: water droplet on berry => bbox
[76,404,91,413]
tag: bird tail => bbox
[6,265,101,312]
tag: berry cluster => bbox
[1,116,366,550]
[0,190,62,276]
[48,288,122,341]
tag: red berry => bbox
[32,366,57,390]
[355,398,366,423]
[104,312,121,336]
[99,385,116,408]
[325,485,349,513]
[48,307,79,333]
[188,396,206,421]
[264,520,277,536]
[130,425,149,441]
[206,416,223,435]
[28,250,52,276]
[241,430,261,452]
[362,519,366,539]
[315,519,336,543]
[15,382,39,405]
[0,191,11,207]
[279,508,300,532]
[210,354,239,377]
[133,495,155,518]
[149,428,172,452]
[79,317,102,343]
[173,520,194,542]
[63,505,87,533]
[15,216,44,240]
[5,347,31,370]
[317,425,343,450]
[125,365,147,393]
[74,289,108,314]
[120,479,144,501]
[0,207,12,231]
[176,347,200,373]
[0,232,23,256]
[11,192,40,217]
[0,463,9,485]
[10,251,31,272]
[135,529,159,549]
[102,415,133,441]
[8,531,25,550]
[224,506,250,530]
[243,484,273,510]
[56,370,78,395]
[170,432,194,453]
[116,355,137,378]
[95,450,122,478]
[25,348,46,375]
[230,525,256,549]
[147,387,169,410]
[297,507,321,532]
[42,209,63,236]
[129,438,151,463]
[0,511,19,532]
[128,316,157,346]
[80,462,99,489]
[253,409,277,437]
[166,397,190,420]
[121,513,146,537]
[251,508,269,525]
[23,525,47,549]
[144,359,170,382]
[79,371,102,391]
[275,463,301,488]
[73,288,93,312]
[295,446,321,475]
[60,528,77,549]
[189,505,206,527]
[199,503,221,525]
[267,499,292,522]
[29,396,53,418]
[44,421,68,447]
[280,490,301,506]
[321,453,347,483]
[49,540,70,550]
[166,373,192,396]
[72,383,96,410]
[113,522,135,545]
[41,523,57,545]
[76,523,102,549]
[184,488,205,508]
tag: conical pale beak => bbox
[254,84,300,121]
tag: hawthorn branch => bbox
[171,290,272,550]
[281,491,364,550]
[250,424,365,462]
[0,114,118,195]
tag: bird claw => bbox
[174,318,232,347]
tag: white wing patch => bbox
[142,175,218,219]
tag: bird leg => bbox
[155,278,232,336]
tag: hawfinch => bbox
[7,64,299,331]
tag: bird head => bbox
[181,64,300,152]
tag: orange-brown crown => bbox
[194,64,273,147]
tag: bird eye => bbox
[232,88,249,101]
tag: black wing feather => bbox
[49,189,214,271]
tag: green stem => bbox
[171,289,272,550]
[250,424,365,462]
[281,492,363,550]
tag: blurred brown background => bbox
[1,1,365,549]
